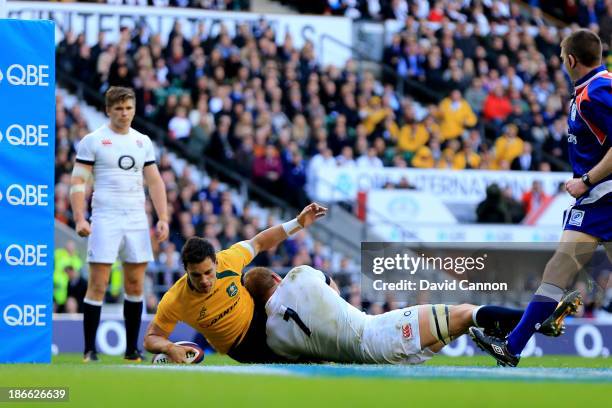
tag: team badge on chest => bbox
[226,282,238,297]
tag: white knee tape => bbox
[428,304,451,345]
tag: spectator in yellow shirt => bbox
[494,124,524,167]
[395,105,430,154]
[438,139,461,169]
[453,140,482,170]
[362,96,392,135]
[411,145,435,168]
[438,89,478,141]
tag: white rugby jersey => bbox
[265,265,374,362]
[75,125,156,212]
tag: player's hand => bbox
[565,177,589,198]
[167,344,198,364]
[76,220,91,237]
[297,202,327,228]
[155,220,169,242]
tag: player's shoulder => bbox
[218,241,254,259]
[585,73,612,105]
[286,265,325,282]
[159,275,187,306]
[81,125,109,141]
[76,126,109,153]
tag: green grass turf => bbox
[0,354,609,408]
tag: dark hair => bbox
[243,267,276,304]
[561,29,602,67]
[105,86,136,109]
[181,237,216,269]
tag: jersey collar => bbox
[574,65,608,92]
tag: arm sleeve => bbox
[152,294,179,335]
[216,241,255,274]
[144,137,156,166]
[75,135,95,164]
[580,86,612,147]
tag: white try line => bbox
[122,364,300,377]
[119,364,612,383]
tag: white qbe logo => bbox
[1,244,48,266]
[1,184,49,206]
[3,304,47,327]
[0,64,50,86]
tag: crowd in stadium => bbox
[55,3,603,183]
[105,0,250,10]
[52,0,612,316]
[283,0,611,31]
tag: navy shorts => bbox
[563,191,612,241]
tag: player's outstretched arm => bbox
[249,203,328,255]
[69,163,93,237]
[143,164,169,242]
[143,322,196,363]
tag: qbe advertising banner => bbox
[0,19,55,363]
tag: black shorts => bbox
[227,305,287,364]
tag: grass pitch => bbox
[0,354,610,407]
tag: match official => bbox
[471,29,612,366]
[70,86,169,362]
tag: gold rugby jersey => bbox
[153,242,255,353]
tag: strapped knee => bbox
[428,304,451,345]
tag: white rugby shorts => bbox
[86,210,153,264]
[362,306,435,365]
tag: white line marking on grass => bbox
[120,364,612,383]
[122,364,300,377]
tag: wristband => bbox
[282,218,303,236]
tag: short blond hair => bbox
[105,86,135,109]
[243,267,276,304]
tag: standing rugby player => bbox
[70,87,169,362]
[470,29,612,366]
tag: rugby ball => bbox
[151,341,205,364]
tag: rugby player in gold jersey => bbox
[143,203,326,363]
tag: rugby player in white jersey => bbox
[244,266,567,364]
[70,87,169,362]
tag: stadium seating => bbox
[105,0,250,10]
[54,0,612,183]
